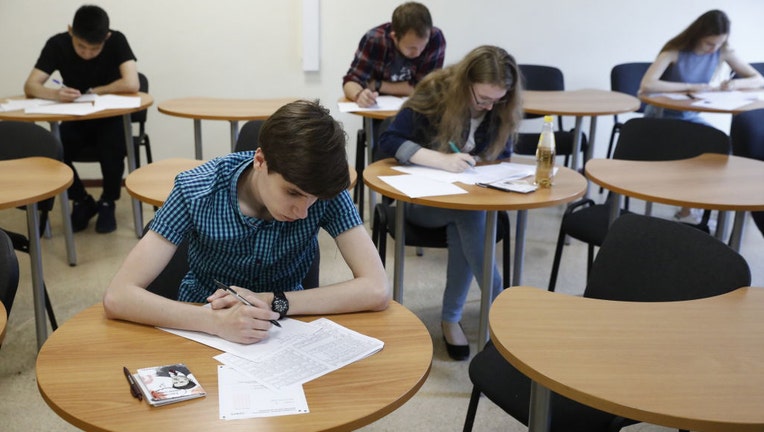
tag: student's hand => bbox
[213,301,280,344]
[439,152,476,173]
[720,79,736,91]
[355,88,379,108]
[57,87,81,102]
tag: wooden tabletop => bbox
[125,158,358,208]
[639,91,764,114]
[363,158,587,211]
[0,157,73,209]
[522,89,641,116]
[37,302,432,432]
[585,154,764,211]
[490,286,764,432]
[157,97,299,121]
[0,93,153,122]
[125,158,205,207]
[0,303,6,344]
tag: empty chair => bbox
[548,117,730,292]
[730,108,764,237]
[0,230,19,319]
[605,62,651,159]
[234,120,264,152]
[464,213,751,432]
[513,64,587,167]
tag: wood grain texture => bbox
[0,157,73,209]
[157,97,299,121]
[0,93,153,122]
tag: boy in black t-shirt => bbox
[24,5,139,233]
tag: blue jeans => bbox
[405,203,502,323]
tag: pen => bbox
[213,279,282,327]
[123,366,143,401]
[51,79,66,88]
[448,141,476,167]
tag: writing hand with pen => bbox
[51,79,82,102]
[206,280,281,344]
[440,141,476,173]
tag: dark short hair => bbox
[391,2,433,39]
[72,5,110,44]
[258,100,349,199]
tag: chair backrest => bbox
[610,62,651,114]
[613,117,730,161]
[234,120,265,152]
[585,214,751,302]
[0,230,20,318]
[130,72,149,124]
[518,64,565,126]
[730,108,764,160]
[0,121,62,161]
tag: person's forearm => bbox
[91,77,139,95]
[280,275,390,316]
[24,81,58,100]
[731,75,764,90]
[640,80,710,94]
[343,81,364,101]
[379,81,414,97]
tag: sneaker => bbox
[674,208,702,225]
[71,195,98,232]
[95,200,117,234]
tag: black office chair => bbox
[0,121,71,330]
[547,117,730,292]
[71,72,152,167]
[464,213,751,432]
[513,64,587,167]
[730,108,764,237]
[0,230,18,349]
[604,62,651,160]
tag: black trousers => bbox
[60,116,126,202]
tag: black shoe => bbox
[95,200,117,234]
[443,337,470,361]
[71,195,98,232]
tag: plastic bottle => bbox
[534,115,556,187]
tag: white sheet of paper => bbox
[214,318,384,390]
[217,365,309,420]
[689,90,761,110]
[378,174,468,198]
[25,102,105,116]
[0,98,56,112]
[94,94,141,109]
[392,162,536,185]
[337,95,405,112]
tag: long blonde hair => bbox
[402,45,523,160]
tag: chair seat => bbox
[561,204,619,246]
[469,341,627,432]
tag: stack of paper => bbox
[20,94,141,116]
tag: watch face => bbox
[272,293,288,318]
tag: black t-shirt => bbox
[33,30,136,94]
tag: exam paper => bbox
[337,95,405,112]
[218,365,309,420]
[0,98,56,112]
[214,318,384,390]
[25,102,105,116]
[378,174,468,198]
[392,162,536,185]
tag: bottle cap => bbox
[543,115,554,122]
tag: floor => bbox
[1,186,762,432]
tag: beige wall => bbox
[2,0,763,177]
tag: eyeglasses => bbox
[470,85,508,107]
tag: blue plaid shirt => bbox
[151,151,361,303]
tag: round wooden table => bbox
[490,286,764,432]
[0,157,73,348]
[585,154,764,251]
[125,158,358,209]
[363,158,587,345]
[0,302,6,344]
[36,301,432,432]
[157,97,298,159]
[523,89,641,170]
[0,92,155,241]
[639,90,764,115]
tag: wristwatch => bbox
[271,292,289,319]
[374,79,382,92]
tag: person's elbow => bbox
[366,271,391,311]
[102,279,131,320]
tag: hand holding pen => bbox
[51,79,81,102]
[446,141,477,171]
[213,280,281,328]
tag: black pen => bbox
[213,280,282,328]
[123,366,143,401]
